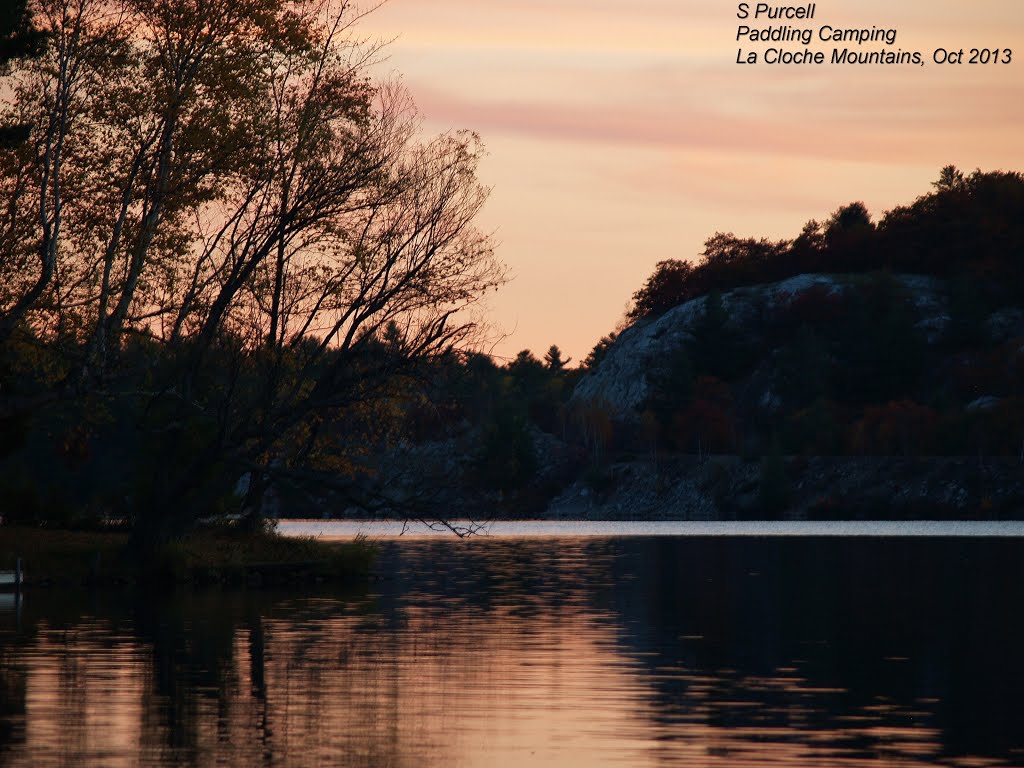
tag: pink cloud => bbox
[408,78,1024,166]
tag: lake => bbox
[279,519,1024,538]
[2,525,1024,766]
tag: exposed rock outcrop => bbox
[550,271,1024,520]
[571,273,949,419]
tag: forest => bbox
[2,3,1023,533]
[384,167,1024,520]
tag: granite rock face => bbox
[571,273,950,419]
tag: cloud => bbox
[407,72,1024,166]
[356,0,1024,360]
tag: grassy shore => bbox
[0,526,375,588]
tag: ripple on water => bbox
[1,536,1024,767]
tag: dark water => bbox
[2,536,1024,767]
[280,519,1024,538]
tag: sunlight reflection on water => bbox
[2,536,1024,766]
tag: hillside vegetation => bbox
[557,167,1024,518]
[3,161,1023,525]
[574,168,1024,461]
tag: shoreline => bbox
[0,527,375,590]
[277,519,1024,540]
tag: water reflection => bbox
[1,537,1023,767]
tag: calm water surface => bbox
[2,529,1024,767]
[280,519,1024,538]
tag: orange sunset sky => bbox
[358,0,1024,363]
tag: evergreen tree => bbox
[543,344,570,371]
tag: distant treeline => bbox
[629,167,1024,320]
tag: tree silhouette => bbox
[0,0,44,147]
[0,0,505,538]
[629,259,694,318]
[584,332,618,370]
[543,344,570,371]
[626,168,1024,321]
[933,165,966,192]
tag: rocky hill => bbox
[553,271,1024,521]
[352,270,1024,523]
[572,273,1021,420]
[268,168,1024,524]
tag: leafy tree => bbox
[793,218,825,254]
[509,349,544,375]
[699,232,786,278]
[629,234,787,319]
[824,202,876,268]
[583,332,617,370]
[626,168,1024,331]
[0,0,505,539]
[0,1,43,62]
[787,219,825,273]
[629,259,693,318]
[878,169,1024,285]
